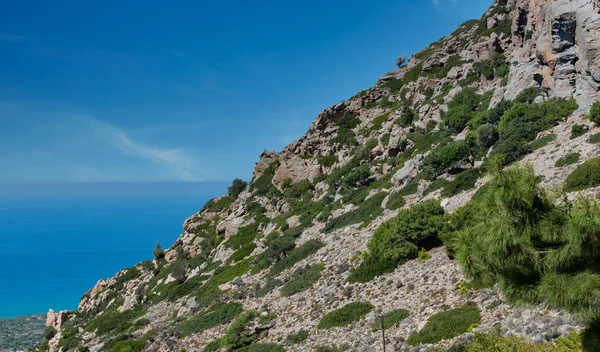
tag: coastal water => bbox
[0,182,228,318]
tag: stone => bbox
[392,158,418,186]
[286,215,301,229]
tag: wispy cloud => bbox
[74,115,205,182]
[0,33,26,42]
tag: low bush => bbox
[466,332,582,351]
[529,133,556,150]
[250,161,279,197]
[317,302,374,329]
[371,309,410,331]
[406,306,481,345]
[269,239,324,277]
[386,192,406,210]
[255,279,283,298]
[477,123,499,149]
[418,248,431,261]
[441,168,482,197]
[421,141,471,178]
[589,101,600,124]
[398,109,416,127]
[588,132,600,144]
[228,179,247,199]
[565,156,600,191]
[346,255,397,283]
[555,153,580,168]
[322,193,385,232]
[280,265,323,297]
[235,344,286,352]
[570,124,589,139]
[287,330,309,344]
[109,340,146,352]
[178,303,243,337]
[318,155,338,168]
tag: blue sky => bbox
[0,0,493,183]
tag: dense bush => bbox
[398,108,416,127]
[322,193,385,232]
[178,303,243,337]
[318,155,338,168]
[406,306,481,345]
[86,307,145,336]
[589,101,600,124]
[514,86,542,104]
[228,179,247,199]
[456,164,600,325]
[442,88,483,132]
[153,243,165,260]
[565,156,600,191]
[287,330,309,344]
[250,161,280,196]
[343,164,371,188]
[280,265,323,296]
[570,124,589,139]
[43,326,57,341]
[371,309,410,331]
[477,123,499,149]
[472,54,508,80]
[222,311,261,350]
[421,141,471,178]
[588,132,600,144]
[349,201,449,282]
[555,153,580,168]
[255,279,283,298]
[317,302,374,329]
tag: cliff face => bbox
[44,1,600,351]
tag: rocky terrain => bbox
[40,0,600,351]
[0,314,45,352]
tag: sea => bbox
[0,182,228,318]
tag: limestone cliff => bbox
[42,1,600,351]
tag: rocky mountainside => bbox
[41,1,600,351]
[0,314,45,352]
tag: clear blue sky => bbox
[0,0,493,183]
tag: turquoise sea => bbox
[0,182,228,318]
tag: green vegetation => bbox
[280,264,323,296]
[588,132,600,144]
[477,123,499,149]
[86,307,145,336]
[235,344,286,352]
[398,108,416,127]
[287,330,309,344]
[466,332,582,351]
[349,201,447,283]
[421,141,471,178]
[318,155,337,168]
[255,279,283,297]
[565,156,600,191]
[454,164,600,346]
[110,340,146,352]
[406,305,481,345]
[317,302,374,329]
[250,161,280,197]
[153,243,165,260]
[440,168,482,198]
[330,112,360,147]
[269,239,324,277]
[571,124,589,139]
[228,179,247,199]
[529,133,557,150]
[386,192,406,210]
[418,248,431,261]
[555,153,580,168]
[178,303,243,337]
[371,309,410,331]
[201,310,277,351]
[322,192,386,232]
[471,54,509,81]
[442,88,486,132]
[589,101,600,124]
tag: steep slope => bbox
[41,1,600,351]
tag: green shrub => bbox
[318,155,338,168]
[589,101,600,124]
[287,330,309,344]
[588,132,600,144]
[555,153,580,168]
[235,344,286,352]
[153,243,165,261]
[110,340,146,352]
[442,88,483,132]
[86,307,145,336]
[515,86,542,104]
[43,326,57,341]
[222,311,261,349]
[406,306,481,345]
[565,156,600,191]
[178,303,243,337]
[398,109,416,127]
[386,192,406,210]
[371,309,410,331]
[571,124,589,139]
[477,123,499,149]
[202,196,233,213]
[228,179,247,199]
[322,193,386,232]
[348,201,449,283]
[421,141,471,178]
[529,133,556,150]
[269,239,324,277]
[441,168,482,197]
[417,248,431,261]
[255,279,283,298]
[467,332,582,351]
[250,161,279,196]
[343,164,371,188]
[381,133,391,146]
[280,265,322,296]
[317,302,374,329]
[397,178,420,196]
